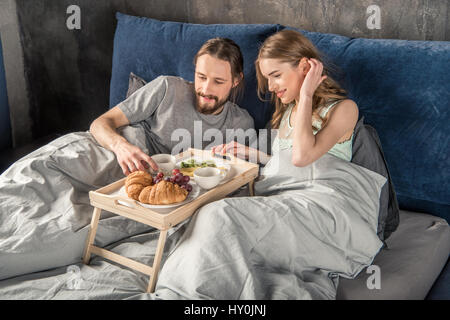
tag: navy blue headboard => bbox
[108,14,449,221]
[0,35,12,150]
[288,27,450,222]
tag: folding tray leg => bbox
[82,207,102,264]
[147,229,168,293]
[249,179,255,196]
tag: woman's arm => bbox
[291,58,358,167]
[291,98,358,167]
[211,142,272,165]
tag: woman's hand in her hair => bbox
[299,58,327,100]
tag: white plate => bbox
[116,181,201,210]
[176,157,233,184]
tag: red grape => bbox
[182,176,190,183]
[157,172,164,179]
[186,184,192,192]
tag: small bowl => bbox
[193,167,226,190]
[151,154,175,175]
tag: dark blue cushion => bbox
[286,27,450,222]
[110,12,281,130]
[0,35,12,151]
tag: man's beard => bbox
[195,91,228,115]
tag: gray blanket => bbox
[0,129,386,300]
[137,150,386,299]
[0,126,156,281]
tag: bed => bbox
[0,13,448,299]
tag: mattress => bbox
[336,210,450,299]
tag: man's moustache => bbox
[197,92,218,101]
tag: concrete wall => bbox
[1,0,449,147]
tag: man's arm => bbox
[89,106,158,176]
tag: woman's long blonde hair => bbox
[255,30,347,129]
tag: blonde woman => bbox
[212,29,357,166]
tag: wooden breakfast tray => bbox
[82,148,259,293]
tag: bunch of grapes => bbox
[153,169,193,192]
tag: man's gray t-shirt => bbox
[117,76,256,155]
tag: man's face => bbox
[194,54,235,115]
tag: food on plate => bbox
[180,159,216,168]
[125,171,154,200]
[138,180,188,205]
[124,170,193,205]
[180,159,217,177]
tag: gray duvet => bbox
[0,128,386,300]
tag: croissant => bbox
[125,171,153,200]
[138,180,188,205]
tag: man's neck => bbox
[210,105,225,115]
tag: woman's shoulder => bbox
[319,99,358,129]
[323,98,358,117]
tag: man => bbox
[0,38,256,281]
[90,38,255,176]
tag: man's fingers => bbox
[141,160,150,169]
[142,154,158,171]
[134,159,146,172]
[118,160,130,176]
[127,161,138,173]
[121,163,131,176]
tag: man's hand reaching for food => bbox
[112,139,159,176]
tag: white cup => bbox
[151,154,175,175]
[193,167,226,190]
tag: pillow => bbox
[126,72,147,99]
[352,116,400,241]
[110,12,282,130]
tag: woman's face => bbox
[258,58,307,104]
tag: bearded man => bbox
[90,38,255,176]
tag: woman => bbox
[212,29,357,167]
[149,30,386,300]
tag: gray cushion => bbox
[126,72,147,99]
[336,210,450,299]
[352,116,400,241]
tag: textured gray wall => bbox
[1,0,449,147]
[189,0,449,40]
[0,0,32,147]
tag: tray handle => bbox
[104,195,139,209]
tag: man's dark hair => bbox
[194,38,245,104]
